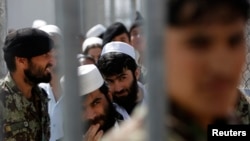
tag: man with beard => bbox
[0,28,54,141]
[97,41,147,115]
[76,64,128,141]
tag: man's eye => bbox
[105,80,112,84]
[229,35,245,48]
[119,77,126,81]
[93,101,100,106]
[132,32,139,37]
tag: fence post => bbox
[144,0,166,141]
[55,0,82,140]
[0,0,7,79]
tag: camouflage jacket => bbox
[0,74,50,141]
[166,102,207,141]
[235,89,250,124]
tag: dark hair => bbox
[102,22,130,46]
[99,83,109,97]
[97,52,137,77]
[168,0,250,26]
[4,53,16,72]
[4,54,32,72]
[98,33,104,39]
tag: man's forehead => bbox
[168,17,247,31]
[82,89,104,104]
[104,69,130,80]
[167,19,246,37]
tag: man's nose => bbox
[85,108,97,120]
[113,81,123,92]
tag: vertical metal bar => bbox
[55,0,82,140]
[0,0,7,79]
[130,0,136,20]
[144,0,166,141]
[79,0,86,38]
[110,0,115,23]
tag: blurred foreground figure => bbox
[102,0,250,141]
[0,28,54,141]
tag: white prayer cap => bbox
[78,64,104,96]
[39,24,62,36]
[86,24,106,38]
[82,37,103,52]
[32,19,47,28]
[101,41,136,60]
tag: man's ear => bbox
[15,57,28,69]
[135,67,141,80]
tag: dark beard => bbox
[82,101,117,134]
[24,69,51,85]
[24,62,52,85]
[112,76,138,115]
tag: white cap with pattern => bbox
[82,37,103,52]
[101,41,136,60]
[39,24,62,36]
[86,24,106,38]
[78,64,104,96]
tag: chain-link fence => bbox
[240,24,250,89]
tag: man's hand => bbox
[83,124,103,141]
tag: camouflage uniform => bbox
[235,89,250,124]
[166,104,207,141]
[0,74,50,141]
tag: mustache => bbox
[82,115,105,133]
[84,115,105,127]
[113,89,127,95]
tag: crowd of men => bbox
[1,0,250,141]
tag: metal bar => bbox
[110,0,115,23]
[144,0,166,140]
[55,0,82,140]
[0,0,7,79]
[130,0,137,20]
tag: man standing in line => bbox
[97,42,147,116]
